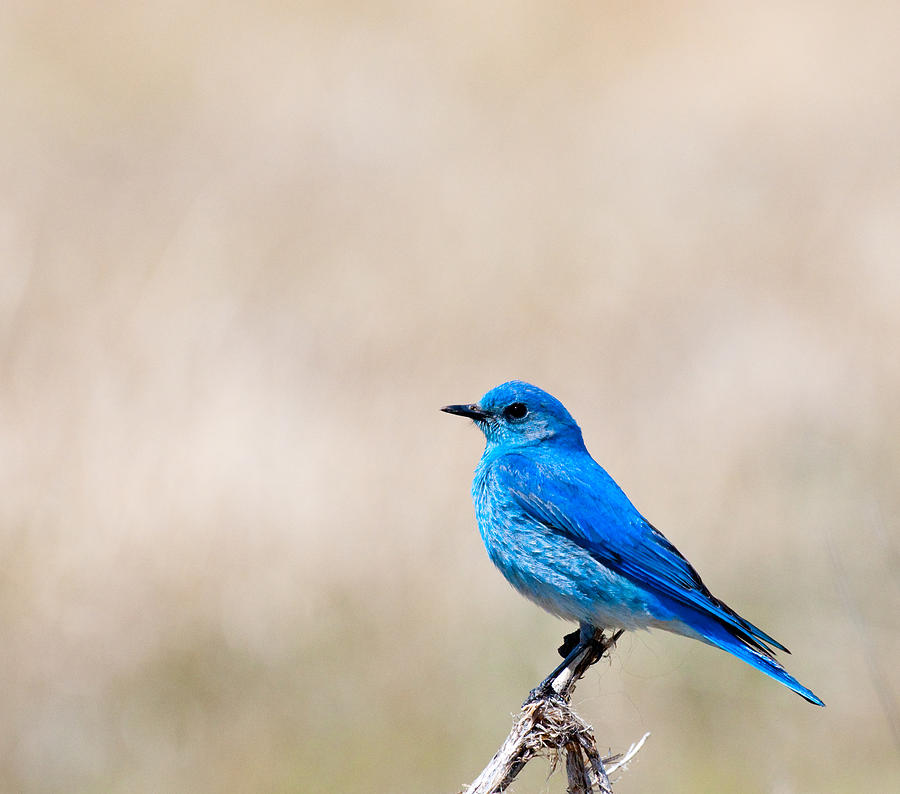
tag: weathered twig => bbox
[461,628,649,794]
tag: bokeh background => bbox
[2,1,899,792]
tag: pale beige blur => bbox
[1,1,898,792]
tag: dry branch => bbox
[461,629,648,794]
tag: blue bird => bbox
[443,381,824,706]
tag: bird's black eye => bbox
[503,402,528,421]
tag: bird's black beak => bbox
[441,403,490,421]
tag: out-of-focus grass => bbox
[1,1,899,792]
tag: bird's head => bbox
[442,381,585,451]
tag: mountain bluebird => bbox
[443,380,823,706]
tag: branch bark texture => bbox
[461,629,648,794]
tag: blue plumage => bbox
[443,381,823,706]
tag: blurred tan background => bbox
[2,1,899,792]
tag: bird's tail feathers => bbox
[668,607,825,706]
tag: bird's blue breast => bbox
[472,448,670,629]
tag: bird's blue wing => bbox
[494,452,788,655]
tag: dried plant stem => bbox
[461,629,649,794]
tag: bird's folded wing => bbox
[493,453,788,656]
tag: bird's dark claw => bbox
[557,628,581,659]
[525,681,566,706]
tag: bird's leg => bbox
[527,624,616,704]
